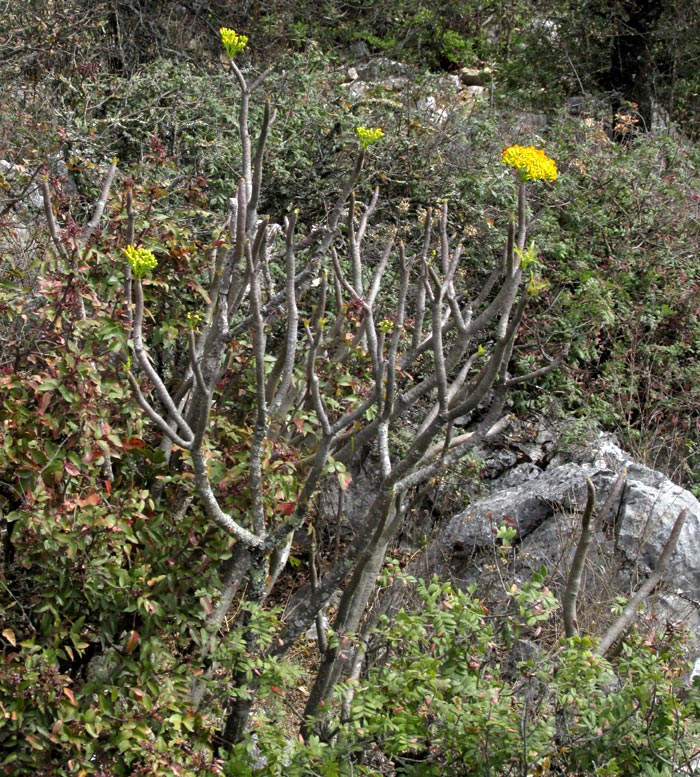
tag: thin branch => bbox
[247,242,269,539]
[348,191,361,291]
[413,351,478,441]
[428,269,449,417]
[188,329,209,398]
[594,470,627,532]
[41,178,67,261]
[0,577,36,633]
[227,179,249,312]
[126,372,194,449]
[439,201,450,273]
[248,97,274,232]
[191,449,265,548]
[329,390,380,438]
[466,258,503,321]
[396,412,511,493]
[268,213,299,414]
[124,187,135,324]
[80,159,117,243]
[222,149,366,343]
[563,478,597,638]
[229,60,251,188]
[305,322,332,437]
[403,262,519,369]
[131,280,194,442]
[309,525,328,654]
[366,229,395,307]
[596,508,688,656]
[381,243,409,423]
[204,212,230,324]
[516,181,528,251]
[505,348,568,386]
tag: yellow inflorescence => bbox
[124,245,157,279]
[220,27,248,59]
[186,311,203,330]
[355,126,385,150]
[502,145,557,182]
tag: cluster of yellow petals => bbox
[502,145,557,182]
[356,126,385,150]
[124,245,157,279]
[220,27,248,59]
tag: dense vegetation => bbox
[2,2,700,774]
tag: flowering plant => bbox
[355,126,385,150]
[220,27,248,59]
[502,145,557,182]
[186,311,202,330]
[124,245,157,278]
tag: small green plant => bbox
[495,520,517,555]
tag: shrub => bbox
[308,576,700,776]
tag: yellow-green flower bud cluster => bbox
[355,126,385,150]
[124,245,157,279]
[187,311,203,330]
[502,145,557,182]
[220,27,248,59]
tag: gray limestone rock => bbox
[425,432,700,632]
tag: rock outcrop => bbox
[422,431,700,637]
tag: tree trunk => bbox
[219,549,268,747]
[607,0,665,136]
[302,494,404,734]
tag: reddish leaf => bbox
[124,630,139,654]
[124,437,146,450]
[63,687,77,706]
[64,461,80,477]
[36,392,52,416]
[77,493,101,507]
[25,734,43,751]
[49,719,64,743]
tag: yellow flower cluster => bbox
[124,245,157,279]
[356,126,385,150]
[220,27,248,59]
[186,311,203,330]
[502,145,557,182]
